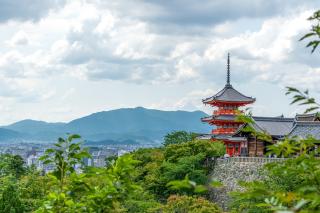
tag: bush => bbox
[155,195,222,213]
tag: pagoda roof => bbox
[288,121,320,139]
[201,114,239,123]
[203,84,255,104]
[212,135,247,142]
[197,134,246,142]
[203,53,255,104]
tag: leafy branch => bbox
[285,87,320,114]
[300,10,320,53]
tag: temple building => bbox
[201,53,255,156]
[201,54,320,157]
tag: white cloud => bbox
[7,31,29,46]
[0,0,318,124]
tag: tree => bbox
[19,167,49,211]
[156,195,221,213]
[230,142,320,212]
[105,155,118,168]
[163,131,198,146]
[38,134,91,212]
[40,134,91,191]
[8,155,26,179]
[0,183,25,213]
[132,140,225,200]
[0,154,26,179]
[38,135,149,212]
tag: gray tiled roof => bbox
[295,113,320,122]
[288,122,320,139]
[203,84,255,104]
[252,116,294,136]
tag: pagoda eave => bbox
[202,119,243,125]
[203,100,255,106]
[211,136,247,143]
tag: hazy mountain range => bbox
[0,107,211,144]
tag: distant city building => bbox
[90,148,118,167]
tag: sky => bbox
[0,0,319,125]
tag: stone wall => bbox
[208,157,285,210]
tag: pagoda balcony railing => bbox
[212,128,237,134]
[213,109,244,115]
[216,157,287,164]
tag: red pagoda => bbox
[201,53,255,156]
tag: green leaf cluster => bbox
[131,139,225,200]
[285,87,320,114]
[230,136,320,213]
[163,131,198,146]
[300,10,320,53]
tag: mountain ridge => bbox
[1,107,210,144]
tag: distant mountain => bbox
[0,128,25,141]
[3,107,211,144]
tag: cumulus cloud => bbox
[53,4,318,88]
[0,0,318,123]
[7,31,29,46]
[0,0,66,23]
[89,0,319,35]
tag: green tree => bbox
[19,167,49,211]
[105,155,118,168]
[40,134,91,191]
[156,195,221,213]
[163,131,198,146]
[132,140,225,200]
[38,134,91,212]
[230,146,320,212]
[0,154,26,179]
[9,155,26,179]
[38,134,151,212]
[0,183,25,213]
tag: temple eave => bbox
[203,99,255,106]
[201,118,243,124]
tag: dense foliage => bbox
[131,139,225,201]
[156,195,221,213]
[230,136,320,213]
[0,134,224,212]
[163,131,198,146]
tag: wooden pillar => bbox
[255,136,258,156]
[232,144,235,156]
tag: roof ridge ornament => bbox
[227,52,231,86]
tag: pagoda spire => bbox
[227,53,231,85]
